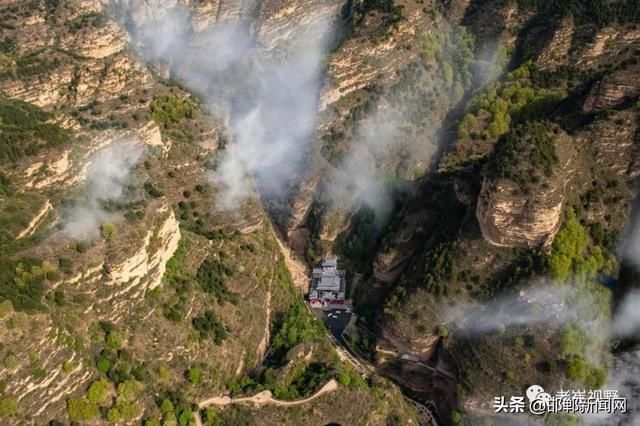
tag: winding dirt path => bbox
[198,379,338,409]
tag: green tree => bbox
[116,380,141,402]
[107,401,141,422]
[559,326,585,356]
[105,330,123,349]
[437,324,450,337]
[442,61,454,85]
[548,209,589,281]
[87,378,110,405]
[145,418,162,426]
[3,354,17,369]
[101,222,117,240]
[566,357,589,381]
[178,410,193,426]
[451,410,463,425]
[66,397,99,422]
[96,356,111,374]
[160,398,175,414]
[187,366,203,384]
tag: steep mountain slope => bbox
[0,1,417,424]
[356,1,640,424]
[1,0,640,425]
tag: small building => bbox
[308,258,347,310]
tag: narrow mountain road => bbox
[192,230,439,426]
[198,379,338,409]
[192,379,339,425]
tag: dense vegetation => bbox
[268,302,326,362]
[492,121,559,193]
[192,310,228,345]
[420,26,476,93]
[160,239,234,344]
[443,62,563,170]
[548,208,611,283]
[68,11,107,33]
[0,98,70,162]
[350,0,404,39]
[196,258,237,304]
[0,258,50,313]
[149,94,197,127]
[459,63,562,140]
[225,295,363,402]
[509,0,640,26]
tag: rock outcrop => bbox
[476,176,565,248]
[107,201,181,291]
[583,66,640,112]
[536,17,575,70]
[476,130,576,248]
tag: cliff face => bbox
[106,201,181,292]
[476,180,564,248]
[584,66,640,112]
[0,1,420,424]
[365,2,640,421]
[476,130,576,248]
[3,0,640,424]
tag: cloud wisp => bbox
[124,3,336,210]
[62,138,143,239]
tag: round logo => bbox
[526,385,545,401]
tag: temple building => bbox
[308,258,347,310]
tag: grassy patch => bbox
[149,94,197,127]
[0,98,70,162]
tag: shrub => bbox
[66,397,99,422]
[192,311,228,345]
[32,368,46,379]
[566,357,589,381]
[0,397,17,417]
[100,222,117,240]
[3,354,17,369]
[0,99,71,162]
[87,378,111,405]
[437,324,450,337]
[187,366,203,384]
[144,181,165,198]
[149,94,197,126]
[105,330,124,349]
[196,259,236,303]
